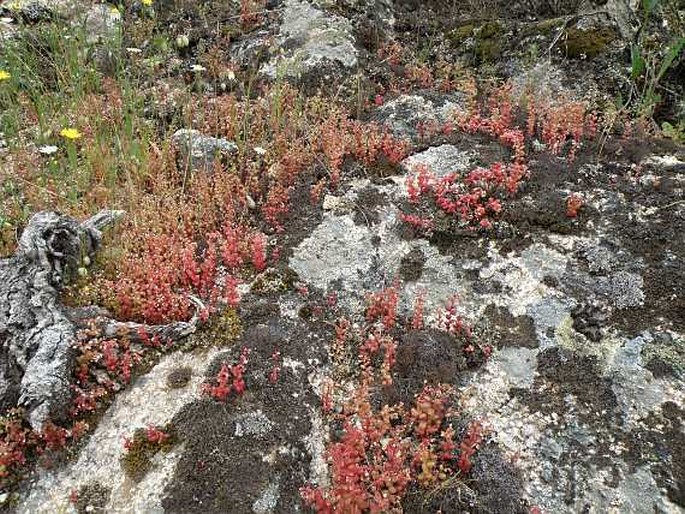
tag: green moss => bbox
[448,24,475,46]
[476,23,504,63]
[563,26,617,58]
[554,315,623,366]
[448,22,505,63]
[198,308,242,347]
[476,38,502,62]
[521,18,563,38]
[478,22,502,39]
[120,424,177,482]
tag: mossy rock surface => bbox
[448,24,475,46]
[563,26,618,58]
[120,425,177,482]
[447,21,504,63]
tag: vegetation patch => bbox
[120,424,177,482]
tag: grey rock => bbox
[235,410,275,438]
[83,4,121,45]
[171,129,238,173]
[371,92,465,144]
[402,144,473,176]
[260,0,358,83]
[252,479,280,514]
[597,270,645,309]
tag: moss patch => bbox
[250,267,298,295]
[448,24,475,46]
[167,366,193,389]
[447,22,505,63]
[399,247,427,282]
[197,308,242,347]
[120,424,177,482]
[642,332,684,380]
[73,482,111,514]
[563,26,617,58]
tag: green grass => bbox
[0,12,157,252]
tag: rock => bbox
[83,4,121,45]
[371,92,465,144]
[402,144,473,176]
[1,1,57,24]
[171,129,238,173]
[260,0,359,85]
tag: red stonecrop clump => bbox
[70,322,156,418]
[144,425,171,445]
[566,193,584,218]
[402,82,598,233]
[202,347,250,401]
[458,82,597,164]
[302,295,489,512]
[88,85,411,326]
[108,227,253,324]
[456,421,484,474]
[405,161,523,230]
[319,111,410,187]
[365,285,400,330]
[0,413,89,488]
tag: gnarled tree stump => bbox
[0,211,201,429]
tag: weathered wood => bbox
[0,211,201,429]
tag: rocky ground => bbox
[1,0,684,513]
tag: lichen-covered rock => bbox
[402,143,474,176]
[260,0,359,85]
[371,92,465,144]
[83,3,121,45]
[171,129,238,174]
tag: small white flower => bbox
[190,64,206,73]
[176,34,190,49]
[254,146,267,156]
[226,70,236,81]
[38,145,58,155]
[126,47,142,54]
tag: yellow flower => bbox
[60,128,82,140]
[142,0,153,6]
[0,70,11,81]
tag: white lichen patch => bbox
[17,348,220,513]
[303,406,329,489]
[289,212,375,296]
[478,242,569,317]
[290,182,473,314]
[608,333,685,427]
[252,478,280,514]
[235,410,275,438]
[402,144,474,177]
